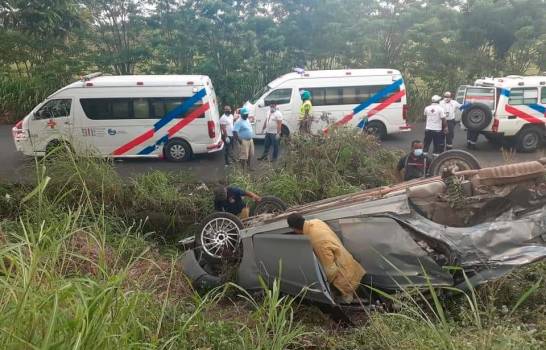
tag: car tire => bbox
[461,103,492,131]
[164,139,191,162]
[281,125,290,138]
[45,139,72,156]
[365,120,387,140]
[515,126,543,153]
[195,212,244,264]
[429,150,481,176]
[252,196,288,216]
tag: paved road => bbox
[1,123,544,183]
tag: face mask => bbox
[224,111,231,115]
[241,114,248,120]
[413,149,423,157]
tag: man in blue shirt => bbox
[213,185,261,219]
[233,107,254,169]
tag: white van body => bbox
[243,69,410,139]
[457,75,546,151]
[12,74,223,161]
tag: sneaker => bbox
[257,155,267,161]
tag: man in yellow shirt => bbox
[287,213,365,303]
[299,90,313,134]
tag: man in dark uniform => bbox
[396,140,432,181]
[213,185,261,219]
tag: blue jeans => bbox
[262,133,279,160]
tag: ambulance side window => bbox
[541,88,546,104]
[264,89,292,106]
[35,99,72,120]
[509,88,538,105]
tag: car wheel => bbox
[195,212,244,264]
[281,125,290,138]
[429,150,481,176]
[365,121,387,140]
[461,103,492,132]
[252,196,288,216]
[45,139,72,157]
[164,139,191,162]
[515,126,542,153]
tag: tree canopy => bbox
[1,0,545,116]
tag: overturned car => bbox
[182,158,546,306]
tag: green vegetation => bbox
[230,129,402,204]
[1,0,546,123]
[0,134,545,348]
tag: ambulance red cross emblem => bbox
[47,119,56,129]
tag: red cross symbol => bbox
[47,119,56,129]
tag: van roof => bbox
[268,69,402,88]
[475,75,546,88]
[63,74,210,89]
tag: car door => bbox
[454,85,467,122]
[254,88,292,136]
[28,98,73,152]
[252,233,336,304]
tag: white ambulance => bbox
[458,75,546,152]
[12,73,223,161]
[243,69,410,139]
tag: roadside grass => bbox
[0,135,545,348]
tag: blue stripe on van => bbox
[153,88,206,131]
[529,104,545,115]
[500,88,511,97]
[138,135,169,155]
[352,79,403,115]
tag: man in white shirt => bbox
[219,105,235,166]
[439,91,462,150]
[423,95,447,155]
[258,104,283,161]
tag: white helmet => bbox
[443,91,451,98]
[431,95,442,103]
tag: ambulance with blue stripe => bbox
[244,69,410,139]
[12,73,223,161]
[458,75,546,152]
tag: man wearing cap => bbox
[439,92,462,150]
[233,107,254,170]
[219,105,235,166]
[423,95,447,155]
[299,90,313,134]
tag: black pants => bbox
[423,129,444,154]
[261,133,280,160]
[446,120,456,150]
[467,130,480,145]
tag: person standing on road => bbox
[396,140,432,181]
[233,107,254,170]
[258,104,283,161]
[423,95,447,155]
[286,213,366,304]
[213,185,261,220]
[439,92,461,151]
[219,105,235,166]
[299,90,313,134]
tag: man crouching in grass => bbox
[287,213,365,304]
[214,185,261,220]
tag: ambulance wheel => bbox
[461,103,492,131]
[252,196,288,216]
[45,139,72,157]
[365,121,387,140]
[195,212,244,264]
[429,150,481,176]
[515,126,543,153]
[281,125,290,138]
[164,139,191,162]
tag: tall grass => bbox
[0,148,309,349]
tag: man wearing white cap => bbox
[439,91,462,150]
